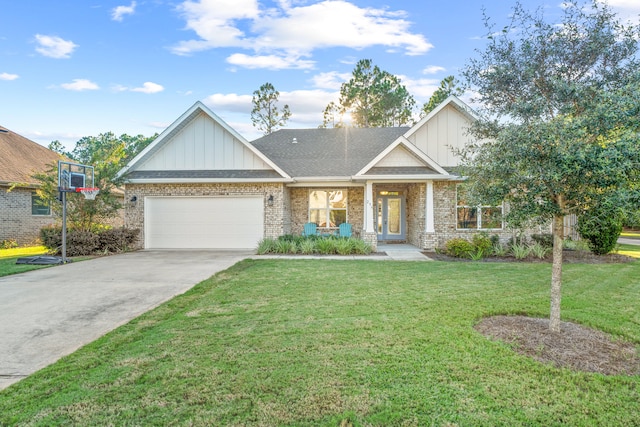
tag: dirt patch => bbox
[424,249,635,264]
[475,316,639,376]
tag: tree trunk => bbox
[550,213,564,332]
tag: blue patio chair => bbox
[338,223,352,238]
[303,222,318,236]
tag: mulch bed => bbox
[476,316,639,376]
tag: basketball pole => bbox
[61,190,68,263]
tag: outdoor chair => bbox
[338,223,352,238]
[303,222,318,236]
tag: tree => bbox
[421,75,465,117]
[335,59,416,127]
[460,1,640,332]
[319,101,344,128]
[34,133,156,229]
[251,82,291,135]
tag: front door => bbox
[377,195,406,241]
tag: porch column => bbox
[426,180,435,233]
[364,181,375,233]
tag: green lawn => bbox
[621,230,640,239]
[0,259,638,426]
[617,243,640,259]
[0,246,50,277]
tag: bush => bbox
[40,225,139,256]
[529,242,551,259]
[510,243,531,260]
[531,233,553,248]
[471,233,493,256]
[0,239,18,249]
[256,238,278,255]
[577,206,623,255]
[444,238,474,258]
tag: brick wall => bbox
[0,186,56,245]
[124,183,286,249]
[289,187,364,236]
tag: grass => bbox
[621,230,640,239]
[0,246,50,277]
[0,259,638,426]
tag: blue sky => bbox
[2,0,638,150]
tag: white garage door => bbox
[145,197,264,249]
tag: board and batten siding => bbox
[137,112,272,171]
[406,104,474,167]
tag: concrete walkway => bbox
[0,250,250,390]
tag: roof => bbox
[0,125,61,186]
[250,127,410,177]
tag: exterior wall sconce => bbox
[130,195,137,203]
[268,195,274,206]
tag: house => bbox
[118,96,515,250]
[0,126,61,245]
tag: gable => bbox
[405,96,476,168]
[375,145,425,168]
[118,102,290,182]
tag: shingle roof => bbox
[0,126,61,186]
[125,169,285,180]
[250,127,410,177]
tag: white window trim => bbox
[308,189,348,227]
[455,185,503,230]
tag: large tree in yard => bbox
[461,1,640,332]
[336,59,416,127]
[251,82,291,135]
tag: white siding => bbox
[376,146,424,167]
[406,104,474,167]
[138,113,272,171]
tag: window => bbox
[309,190,347,227]
[456,185,502,230]
[31,192,51,216]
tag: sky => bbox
[2,0,639,150]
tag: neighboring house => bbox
[0,126,61,245]
[118,95,521,250]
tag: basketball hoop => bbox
[76,187,100,200]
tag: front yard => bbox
[0,259,638,426]
[0,246,49,277]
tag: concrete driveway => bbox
[0,250,250,390]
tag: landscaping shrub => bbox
[256,236,371,255]
[531,233,553,248]
[0,239,18,249]
[471,233,493,256]
[315,238,337,255]
[529,242,551,259]
[256,238,278,255]
[577,205,623,255]
[510,243,531,260]
[298,239,316,255]
[444,238,474,258]
[40,225,139,256]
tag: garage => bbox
[145,196,264,249]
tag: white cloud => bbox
[112,1,137,22]
[60,79,100,91]
[0,72,19,81]
[422,65,446,75]
[310,71,352,90]
[131,82,164,93]
[226,53,314,70]
[35,34,77,59]
[172,0,432,68]
[111,82,164,93]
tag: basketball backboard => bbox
[58,160,95,192]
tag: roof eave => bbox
[124,178,293,184]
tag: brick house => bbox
[0,126,61,245]
[118,96,516,250]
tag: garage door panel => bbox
[145,197,264,249]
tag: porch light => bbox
[268,194,274,206]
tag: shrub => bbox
[299,239,316,254]
[315,238,337,255]
[275,239,297,254]
[0,239,18,249]
[256,238,277,255]
[39,225,139,256]
[352,239,373,255]
[472,233,493,255]
[444,238,474,258]
[510,243,531,260]
[577,205,623,255]
[529,242,551,259]
[336,238,355,255]
[531,233,553,248]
